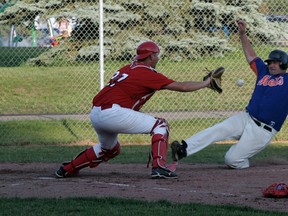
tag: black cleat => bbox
[55,167,68,178]
[55,166,79,178]
[151,167,178,179]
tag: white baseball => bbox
[236,79,245,87]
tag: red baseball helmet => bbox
[134,41,160,60]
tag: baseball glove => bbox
[262,182,288,198]
[203,66,225,94]
[171,140,187,161]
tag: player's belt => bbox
[250,116,272,132]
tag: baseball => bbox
[236,79,245,87]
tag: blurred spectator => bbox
[56,16,72,37]
[50,30,70,47]
[34,15,59,46]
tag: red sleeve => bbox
[249,57,259,76]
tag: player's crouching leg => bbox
[55,142,121,178]
[150,118,177,179]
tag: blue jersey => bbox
[246,57,288,131]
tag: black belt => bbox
[251,117,272,132]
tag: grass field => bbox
[2,197,288,216]
[1,142,288,164]
[1,143,288,215]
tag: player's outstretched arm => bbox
[237,19,257,64]
[163,79,210,92]
[163,66,225,94]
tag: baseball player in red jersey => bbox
[55,41,211,179]
[171,20,288,169]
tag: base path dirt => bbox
[1,162,288,213]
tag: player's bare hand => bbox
[237,19,246,35]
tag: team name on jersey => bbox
[257,75,284,87]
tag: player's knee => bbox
[101,142,121,161]
[150,118,170,136]
[224,155,249,169]
[152,133,168,144]
[224,155,237,168]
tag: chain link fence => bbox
[0,0,287,146]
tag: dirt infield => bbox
[1,162,288,213]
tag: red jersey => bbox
[93,62,175,111]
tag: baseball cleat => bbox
[55,167,68,178]
[151,167,178,179]
[55,166,79,178]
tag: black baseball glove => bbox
[171,140,187,161]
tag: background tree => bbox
[0,0,287,65]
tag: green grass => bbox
[0,119,95,146]
[0,65,98,114]
[0,118,224,146]
[1,197,286,216]
[1,141,288,165]
[1,133,288,215]
[1,117,287,146]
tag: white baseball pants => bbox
[184,111,277,169]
